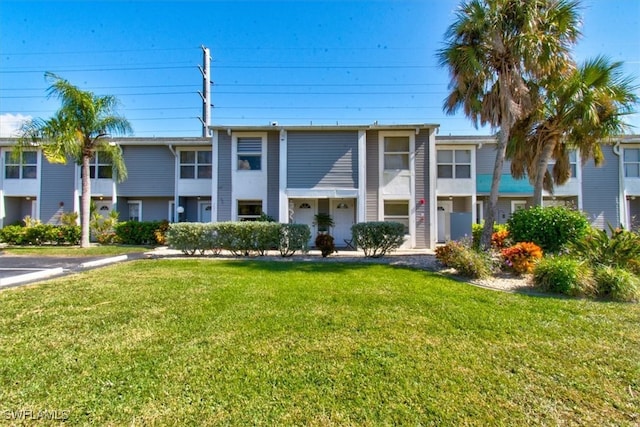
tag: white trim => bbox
[231,132,268,220]
[357,130,366,223]
[211,130,218,222]
[279,129,288,222]
[475,200,484,224]
[168,201,176,223]
[285,188,359,198]
[127,199,142,221]
[511,200,527,213]
[429,128,438,249]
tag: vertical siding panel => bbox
[40,160,75,224]
[287,131,358,188]
[366,130,379,222]
[267,131,280,219]
[217,132,232,221]
[118,146,174,196]
[414,132,430,248]
[582,146,620,229]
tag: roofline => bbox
[209,123,440,132]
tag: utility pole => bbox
[198,46,212,137]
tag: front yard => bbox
[0,259,638,425]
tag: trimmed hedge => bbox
[166,222,310,257]
[351,221,405,258]
[507,206,589,254]
[0,224,81,245]
[115,221,168,246]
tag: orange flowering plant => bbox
[501,242,543,275]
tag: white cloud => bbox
[0,113,32,137]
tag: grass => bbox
[0,259,638,425]
[0,245,152,257]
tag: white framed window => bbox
[237,137,262,170]
[383,200,409,234]
[180,150,212,179]
[237,200,262,221]
[624,148,640,178]
[5,151,37,179]
[437,149,471,178]
[511,200,527,214]
[127,200,142,222]
[383,136,410,170]
[89,152,113,179]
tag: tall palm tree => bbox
[438,0,580,249]
[17,72,132,247]
[509,56,639,206]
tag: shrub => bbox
[279,224,311,257]
[507,206,589,254]
[60,211,78,226]
[0,225,27,245]
[153,220,170,245]
[472,222,508,249]
[491,229,510,249]
[165,223,205,255]
[115,221,167,246]
[351,222,405,258]
[315,233,336,258]
[570,225,640,274]
[435,240,493,279]
[90,211,120,244]
[0,224,80,245]
[533,256,596,297]
[594,266,640,302]
[500,242,543,275]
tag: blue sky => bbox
[1,0,639,137]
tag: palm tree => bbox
[509,56,639,206]
[17,72,132,247]
[438,0,580,249]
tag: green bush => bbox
[0,224,80,246]
[165,223,206,255]
[594,266,640,302]
[115,221,165,246]
[351,222,405,258]
[279,224,311,257]
[533,256,596,297]
[507,206,589,254]
[435,240,493,279]
[472,222,508,249]
[570,225,640,274]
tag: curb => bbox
[79,255,129,269]
[0,268,64,289]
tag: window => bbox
[384,136,410,170]
[5,151,37,179]
[437,149,471,178]
[237,137,262,170]
[384,200,409,234]
[128,201,142,221]
[180,150,212,179]
[624,149,640,178]
[238,200,262,221]
[89,152,113,179]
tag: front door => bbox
[94,200,113,218]
[292,199,316,246]
[331,199,355,246]
[437,200,453,242]
[198,201,212,222]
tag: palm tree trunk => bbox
[480,129,509,249]
[80,155,91,248]
[532,141,556,207]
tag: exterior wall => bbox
[287,131,358,189]
[40,161,76,224]
[118,145,174,197]
[365,130,379,222]
[118,197,172,222]
[582,146,620,230]
[415,131,430,248]
[266,131,280,219]
[217,132,232,221]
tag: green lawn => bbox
[1,245,152,257]
[0,259,638,425]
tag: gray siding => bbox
[365,130,379,222]
[119,146,174,197]
[582,146,620,230]
[266,131,280,219]
[217,132,232,221]
[40,160,75,224]
[287,131,358,188]
[476,144,512,175]
[415,132,430,248]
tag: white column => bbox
[279,129,288,222]
[357,130,366,223]
[428,127,438,249]
[211,130,219,222]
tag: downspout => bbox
[168,144,179,223]
[612,141,627,228]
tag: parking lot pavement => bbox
[0,253,146,290]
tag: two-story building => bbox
[1,127,638,249]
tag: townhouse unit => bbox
[1,126,638,249]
